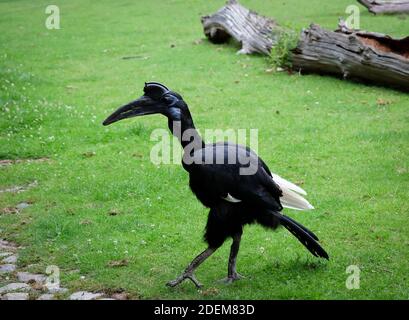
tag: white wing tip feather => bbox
[271,173,307,196]
[272,173,315,211]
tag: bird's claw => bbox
[218,272,244,284]
[166,273,203,289]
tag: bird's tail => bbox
[278,214,329,260]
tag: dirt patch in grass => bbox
[0,181,38,193]
[0,158,50,167]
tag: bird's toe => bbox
[234,272,245,279]
[166,273,203,289]
[218,273,244,284]
[166,280,179,287]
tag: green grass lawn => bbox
[1,0,408,299]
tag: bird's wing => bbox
[197,143,314,211]
[191,143,283,212]
[259,158,314,211]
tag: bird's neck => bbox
[168,116,204,154]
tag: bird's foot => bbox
[218,272,244,284]
[166,272,203,289]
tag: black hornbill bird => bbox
[103,82,329,288]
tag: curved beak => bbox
[103,95,164,126]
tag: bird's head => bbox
[103,82,188,126]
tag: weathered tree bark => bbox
[201,0,281,54]
[291,21,409,90]
[358,0,409,14]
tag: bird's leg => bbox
[166,247,215,289]
[220,233,244,284]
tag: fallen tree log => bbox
[201,1,409,90]
[201,0,281,54]
[358,0,409,14]
[291,21,409,90]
